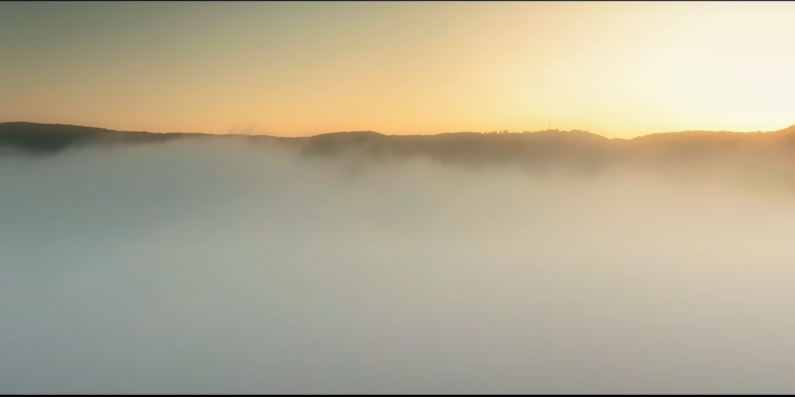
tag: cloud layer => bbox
[2,135,795,393]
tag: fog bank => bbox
[2,139,795,393]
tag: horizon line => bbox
[1,120,793,141]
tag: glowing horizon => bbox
[1,1,793,138]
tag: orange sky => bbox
[1,2,793,137]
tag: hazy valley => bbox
[3,122,795,393]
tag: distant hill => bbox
[0,122,197,154]
[4,121,795,185]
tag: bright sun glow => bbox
[0,2,793,137]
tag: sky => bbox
[1,1,794,138]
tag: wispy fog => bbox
[3,139,795,393]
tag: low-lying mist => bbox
[3,138,795,393]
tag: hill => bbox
[4,122,795,183]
